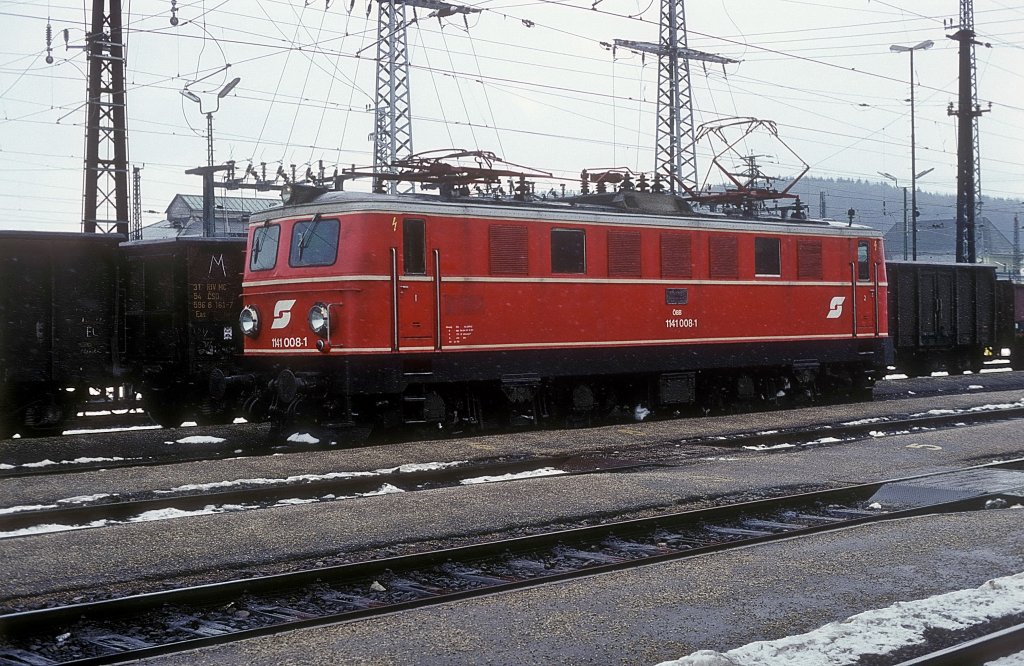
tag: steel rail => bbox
[0,457,655,535]
[2,470,1020,665]
[4,399,1023,482]
[893,621,1024,665]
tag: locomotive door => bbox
[395,218,435,349]
[853,239,879,336]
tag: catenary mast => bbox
[615,0,734,194]
[81,0,129,236]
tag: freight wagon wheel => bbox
[19,424,64,439]
[18,393,71,438]
[143,391,186,428]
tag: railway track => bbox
[4,401,1023,540]
[2,462,1022,665]
[3,396,1023,482]
[0,455,646,538]
[892,621,1024,665]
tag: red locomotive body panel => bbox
[235,192,888,421]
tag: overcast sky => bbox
[1,0,1022,232]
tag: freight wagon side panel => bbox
[0,233,119,385]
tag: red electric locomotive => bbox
[216,170,890,432]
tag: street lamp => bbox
[180,77,241,167]
[890,40,932,260]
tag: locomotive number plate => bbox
[271,336,310,349]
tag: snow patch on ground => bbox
[174,435,226,444]
[57,493,113,504]
[741,443,795,451]
[460,467,565,485]
[21,459,58,468]
[155,460,468,494]
[286,432,320,444]
[0,520,111,538]
[13,456,132,470]
[62,425,161,435]
[0,504,58,515]
[129,507,220,522]
[841,417,886,426]
[658,571,1024,666]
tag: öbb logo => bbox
[826,296,845,319]
[271,299,297,329]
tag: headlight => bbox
[308,302,330,337]
[239,305,260,338]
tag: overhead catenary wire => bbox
[0,0,1022,229]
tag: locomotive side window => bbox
[289,217,339,267]
[797,240,823,279]
[857,240,871,280]
[403,218,426,275]
[660,233,692,278]
[754,237,781,277]
[250,224,280,271]
[551,228,586,274]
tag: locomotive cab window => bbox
[551,228,586,274]
[403,218,426,275]
[754,237,781,277]
[857,240,871,281]
[289,217,339,267]
[250,224,281,271]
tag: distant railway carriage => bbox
[219,190,890,429]
[0,231,122,438]
[888,262,1017,375]
[1006,281,1024,363]
[121,237,246,426]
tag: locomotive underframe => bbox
[227,337,884,432]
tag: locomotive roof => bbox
[248,190,882,238]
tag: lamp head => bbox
[218,77,241,98]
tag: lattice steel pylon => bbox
[962,0,983,222]
[658,0,692,193]
[374,0,414,194]
[615,2,735,195]
[82,0,129,235]
[948,0,990,263]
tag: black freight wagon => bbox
[886,261,1007,375]
[121,236,246,427]
[0,231,123,437]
